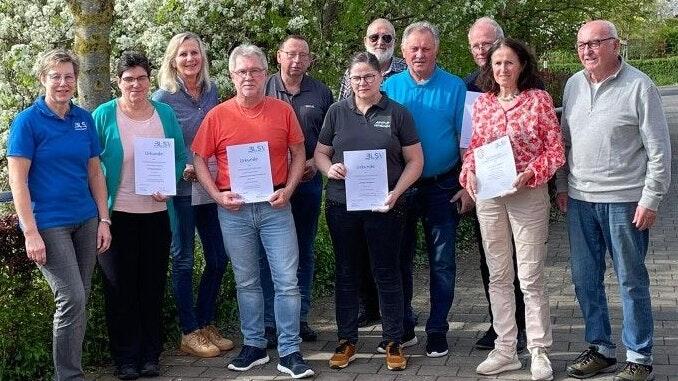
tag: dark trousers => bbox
[326,200,405,343]
[475,216,526,331]
[99,210,171,367]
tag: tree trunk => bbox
[66,0,114,111]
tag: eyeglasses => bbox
[120,75,149,84]
[576,37,616,51]
[469,41,497,53]
[349,73,378,85]
[47,74,76,84]
[231,68,266,79]
[279,50,311,60]
[367,34,393,44]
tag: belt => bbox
[219,183,286,192]
[415,165,459,186]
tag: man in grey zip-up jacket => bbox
[555,20,670,381]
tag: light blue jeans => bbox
[568,198,653,365]
[218,202,301,357]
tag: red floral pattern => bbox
[460,89,565,189]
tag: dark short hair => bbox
[279,35,308,50]
[349,51,380,73]
[116,50,151,78]
[477,38,542,94]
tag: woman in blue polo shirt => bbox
[315,52,423,371]
[7,49,111,380]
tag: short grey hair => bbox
[366,18,396,37]
[469,17,504,39]
[599,20,619,39]
[401,21,440,48]
[228,44,268,72]
[34,48,80,79]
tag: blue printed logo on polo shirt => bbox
[74,121,88,131]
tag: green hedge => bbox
[543,55,678,106]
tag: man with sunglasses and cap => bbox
[338,18,407,100]
[261,34,334,348]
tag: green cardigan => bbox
[92,99,187,212]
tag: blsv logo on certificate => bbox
[344,149,388,211]
[226,141,274,203]
[133,137,176,196]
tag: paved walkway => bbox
[90,87,678,381]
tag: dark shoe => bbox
[115,364,139,380]
[613,362,654,381]
[329,340,357,369]
[357,311,381,328]
[299,321,317,342]
[377,330,418,353]
[277,351,315,379]
[139,361,160,377]
[265,326,277,349]
[566,346,617,378]
[426,333,448,357]
[475,327,497,350]
[517,329,527,352]
[385,342,407,370]
[227,345,270,371]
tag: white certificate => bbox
[344,149,388,211]
[474,135,517,200]
[191,156,218,206]
[460,91,482,149]
[134,137,176,196]
[226,141,274,203]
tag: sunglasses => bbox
[368,34,393,44]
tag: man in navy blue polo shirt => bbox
[261,35,334,347]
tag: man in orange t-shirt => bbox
[192,44,313,379]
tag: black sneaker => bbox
[613,362,654,381]
[426,333,448,358]
[475,327,497,350]
[517,329,527,352]
[227,345,270,371]
[299,321,317,342]
[277,351,315,379]
[114,364,139,380]
[265,326,277,349]
[139,361,160,377]
[566,346,617,378]
[377,330,418,353]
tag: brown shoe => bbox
[180,330,220,358]
[386,342,407,371]
[329,340,356,369]
[201,325,235,351]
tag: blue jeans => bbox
[260,174,322,327]
[568,198,653,365]
[170,196,229,334]
[39,217,98,381]
[218,202,301,357]
[402,171,461,334]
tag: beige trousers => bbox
[476,185,553,353]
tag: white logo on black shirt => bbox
[74,122,87,131]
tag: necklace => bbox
[236,98,266,119]
[497,90,520,102]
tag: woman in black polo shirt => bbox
[315,52,423,371]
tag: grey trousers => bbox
[38,217,98,381]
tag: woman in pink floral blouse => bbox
[459,38,564,381]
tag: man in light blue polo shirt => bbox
[382,20,471,358]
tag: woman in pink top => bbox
[459,38,564,381]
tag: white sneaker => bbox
[476,349,522,375]
[530,348,554,381]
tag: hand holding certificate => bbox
[473,136,517,200]
[226,141,274,204]
[344,149,389,211]
[134,137,176,196]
